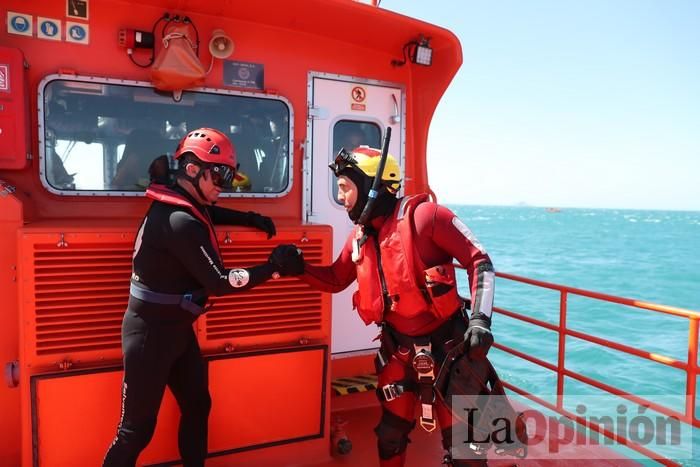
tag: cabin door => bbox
[307,74,403,354]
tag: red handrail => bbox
[502,381,680,466]
[497,271,700,320]
[460,268,699,466]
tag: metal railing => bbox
[477,270,699,466]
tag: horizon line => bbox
[439,202,700,213]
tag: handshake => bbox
[268,244,305,277]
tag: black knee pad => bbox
[374,409,415,460]
[441,426,489,467]
[451,460,488,467]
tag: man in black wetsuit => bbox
[103,128,302,467]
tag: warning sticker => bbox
[351,103,366,111]
[0,65,9,92]
[7,12,33,37]
[351,86,366,103]
[223,60,264,90]
[66,21,89,44]
[66,0,89,21]
[38,17,62,41]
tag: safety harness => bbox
[129,282,207,316]
[375,312,467,432]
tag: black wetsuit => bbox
[104,186,275,467]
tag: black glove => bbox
[247,211,276,239]
[268,244,305,276]
[464,313,493,359]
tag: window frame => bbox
[37,74,295,198]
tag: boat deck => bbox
[313,391,642,467]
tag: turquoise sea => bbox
[448,205,700,464]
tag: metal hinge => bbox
[58,359,73,370]
[0,181,16,197]
[4,361,19,388]
[390,94,401,124]
[308,106,328,120]
[57,233,69,248]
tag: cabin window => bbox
[331,120,382,204]
[41,78,292,197]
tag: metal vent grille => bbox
[32,243,132,356]
[205,240,325,340]
[29,237,326,357]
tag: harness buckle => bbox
[469,442,488,456]
[183,293,193,302]
[381,384,400,402]
[419,403,437,432]
[412,343,435,379]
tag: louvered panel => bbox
[207,304,322,322]
[35,286,128,299]
[35,268,131,278]
[37,313,123,325]
[21,227,332,368]
[203,239,328,346]
[207,310,321,324]
[204,281,324,340]
[36,338,123,355]
[30,300,127,314]
[34,291,129,306]
[219,246,324,265]
[212,282,321,302]
[31,240,132,357]
[211,295,321,310]
[34,276,130,287]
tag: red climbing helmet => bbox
[174,127,237,187]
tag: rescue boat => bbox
[0,1,696,466]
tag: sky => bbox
[380,0,700,211]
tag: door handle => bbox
[390,94,401,124]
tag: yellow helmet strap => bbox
[357,127,392,225]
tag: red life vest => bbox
[145,184,221,256]
[352,194,462,325]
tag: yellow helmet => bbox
[330,145,401,192]
[232,170,251,191]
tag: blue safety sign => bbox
[7,12,33,36]
[38,18,62,41]
[66,21,89,44]
[69,25,84,40]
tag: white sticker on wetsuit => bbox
[452,217,486,254]
[133,217,147,259]
[352,239,361,263]
[351,227,364,263]
[228,269,250,288]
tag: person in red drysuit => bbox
[299,146,496,466]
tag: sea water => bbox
[448,205,700,464]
